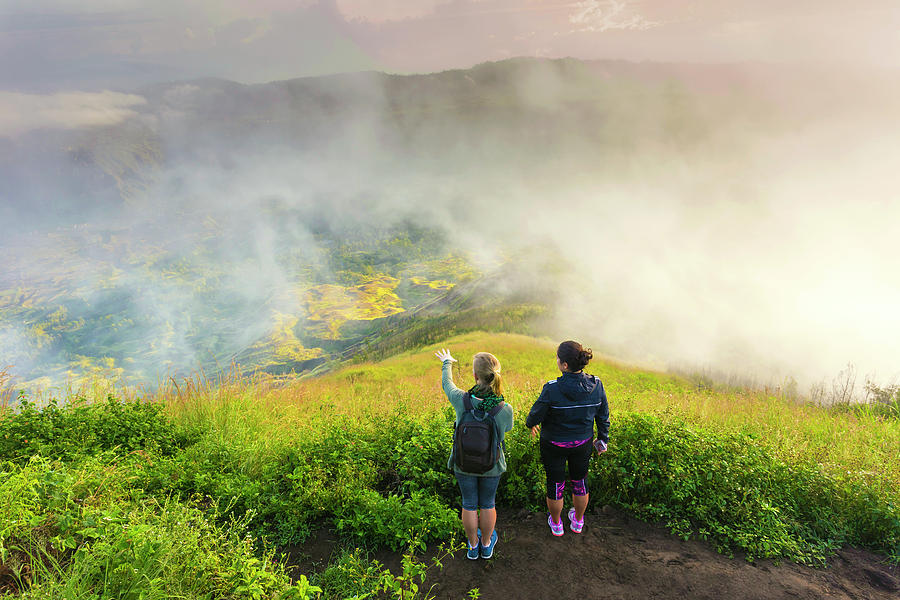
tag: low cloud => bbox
[0,91,145,138]
[333,0,450,23]
[569,0,661,33]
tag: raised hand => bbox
[434,348,457,363]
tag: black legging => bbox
[539,437,592,500]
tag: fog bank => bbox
[2,59,899,394]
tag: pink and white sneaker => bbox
[567,508,584,533]
[548,514,564,536]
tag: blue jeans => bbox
[455,473,501,511]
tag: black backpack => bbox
[452,393,504,474]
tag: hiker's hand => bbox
[530,426,540,438]
[435,348,457,363]
[594,439,608,455]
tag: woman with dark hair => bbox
[525,340,609,536]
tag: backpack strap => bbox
[467,394,504,418]
[487,401,505,417]
[462,392,474,413]
[489,401,506,451]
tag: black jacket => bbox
[525,372,610,443]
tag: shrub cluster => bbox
[593,414,899,563]
[0,396,199,463]
[501,412,900,564]
[0,456,320,599]
[1,390,898,599]
[137,414,460,549]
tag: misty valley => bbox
[1,213,483,390]
[2,57,899,600]
[0,57,756,393]
[5,58,899,396]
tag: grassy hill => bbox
[1,332,898,598]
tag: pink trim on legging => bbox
[551,481,565,500]
[571,478,588,496]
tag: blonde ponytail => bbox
[490,370,502,397]
[473,352,503,397]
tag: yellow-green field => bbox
[0,220,481,392]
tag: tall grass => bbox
[1,331,898,599]
[196,332,899,493]
[1,366,15,410]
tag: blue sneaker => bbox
[480,530,498,559]
[466,540,480,560]
[466,529,481,560]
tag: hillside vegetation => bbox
[1,332,898,599]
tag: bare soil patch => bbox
[284,506,899,600]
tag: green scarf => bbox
[468,385,504,412]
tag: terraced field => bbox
[1,219,482,394]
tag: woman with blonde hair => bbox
[435,347,514,560]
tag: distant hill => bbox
[4,57,844,217]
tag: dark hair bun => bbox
[557,340,592,372]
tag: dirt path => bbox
[285,506,899,600]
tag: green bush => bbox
[6,388,899,600]
[166,406,898,564]
[591,413,900,563]
[120,414,461,548]
[498,425,545,509]
[0,396,199,463]
[367,411,457,500]
[313,546,442,600]
[1,457,322,600]
[333,488,459,551]
[313,548,385,600]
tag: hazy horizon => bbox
[4,1,900,93]
[2,3,899,400]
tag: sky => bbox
[2,1,900,92]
